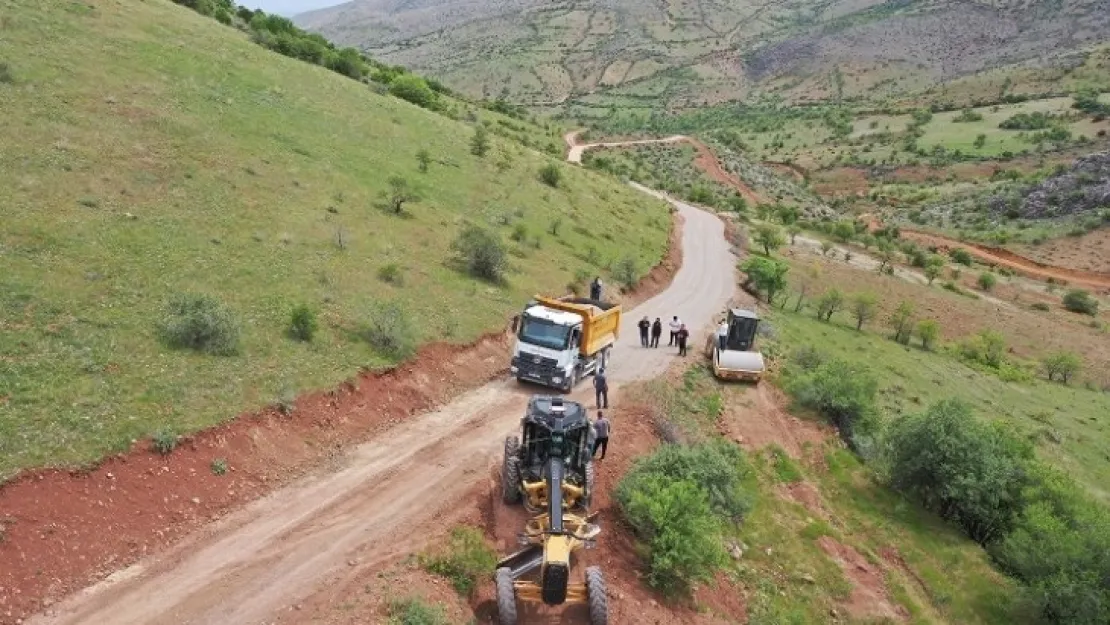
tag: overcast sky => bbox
[238,1,347,17]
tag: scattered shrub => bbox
[785,357,878,450]
[416,148,431,173]
[362,300,418,360]
[850,292,877,330]
[887,300,915,344]
[612,255,640,290]
[388,74,437,109]
[977,272,997,292]
[1041,351,1081,383]
[210,458,228,476]
[377,262,405,285]
[949,248,973,266]
[915,319,940,350]
[1062,289,1098,316]
[470,125,489,157]
[886,399,1034,545]
[387,598,450,625]
[538,163,562,187]
[1031,301,1051,311]
[958,330,1007,368]
[452,224,507,281]
[288,304,317,342]
[151,429,177,455]
[0,62,13,84]
[753,223,786,255]
[386,175,418,213]
[815,288,844,322]
[421,526,496,597]
[740,256,789,304]
[158,293,241,356]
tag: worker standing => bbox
[668,315,682,346]
[676,324,690,356]
[589,276,603,301]
[650,318,663,348]
[638,316,651,347]
[592,411,610,460]
[593,368,609,409]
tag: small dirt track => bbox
[29,183,736,625]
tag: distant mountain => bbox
[296,0,1110,108]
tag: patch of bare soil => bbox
[717,383,832,462]
[776,481,832,521]
[1010,227,1110,275]
[817,537,908,623]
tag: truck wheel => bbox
[496,567,518,625]
[586,566,608,625]
[562,370,577,393]
[504,435,520,461]
[502,456,522,505]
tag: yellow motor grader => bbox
[496,396,608,625]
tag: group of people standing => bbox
[637,315,690,355]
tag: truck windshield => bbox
[518,315,571,350]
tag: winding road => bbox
[28,177,737,625]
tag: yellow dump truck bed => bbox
[533,295,622,357]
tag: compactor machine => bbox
[706,308,765,382]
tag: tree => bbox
[612,255,640,290]
[727,194,748,214]
[753,224,786,256]
[888,300,915,344]
[974,134,987,149]
[416,148,431,173]
[288,304,318,342]
[915,319,939,350]
[451,224,507,281]
[387,175,418,213]
[850,292,878,331]
[886,398,1034,545]
[787,224,801,245]
[821,240,835,257]
[831,220,856,243]
[815,289,844,322]
[538,163,561,188]
[388,74,437,109]
[792,262,821,313]
[776,204,799,225]
[876,249,897,274]
[978,272,998,291]
[740,256,789,304]
[470,125,490,157]
[1041,351,1081,383]
[924,255,945,285]
[1062,289,1098,316]
[949,247,973,266]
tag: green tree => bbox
[785,357,878,449]
[776,204,799,225]
[387,175,418,213]
[416,148,431,173]
[727,194,748,214]
[949,248,973,266]
[1062,289,1099,316]
[815,289,844,322]
[915,319,939,350]
[850,292,878,331]
[451,224,506,281]
[470,125,490,157]
[538,163,561,188]
[974,134,987,149]
[888,300,915,344]
[978,271,997,291]
[831,220,856,243]
[787,224,801,245]
[612,255,640,290]
[288,304,317,342]
[886,399,1034,545]
[1041,351,1081,383]
[740,256,789,304]
[753,224,786,256]
[924,255,945,285]
[388,74,437,109]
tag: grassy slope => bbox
[643,367,1015,624]
[766,311,1110,503]
[0,0,668,478]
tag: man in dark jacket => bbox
[589,277,603,301]
[592,411,610,460]
[650,318,663,348]
[676,324,690,356]
[593,368,609,409]
[638,316,651,347]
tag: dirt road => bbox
[29,193,736,625]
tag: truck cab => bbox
[511,296,620,392]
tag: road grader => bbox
[496,396,608,625]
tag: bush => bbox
[850,292,877,330]
[210,458,228,476]
[470,125,489,157]
[386,175,418,213]
[388,598,450,625]
[978,271,997,291]
[421,526,496,597]
[151,429,178,455]
[0,62,13,84]
[785,358,878,450]
[377,262,405,285]
[1041,351,1081,383]
[815,289,844,322]
[452,224,507,281]
[612,255,640,290]
[158,292,241,356]
[740,256,789,304]
[615,441,752,595]
[538,163,562,187]
[1062,289,1098,316]
[887,399,1034,545]
[915,318,940,350]
[949,248,973,266]
[958,330,1007,368]
[888,300,915,345]
[288,304,317,342]
[388,74,437,109]
[363,300,418,360]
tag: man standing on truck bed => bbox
[651,318,663,348]
[594,368,609,409]
[589,276,603,301]
[638,316,651,347]
[668,315,682,346]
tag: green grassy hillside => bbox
[0,0,669,479]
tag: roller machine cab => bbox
[707,308,765,382]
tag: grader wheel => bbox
[586,566,608,625]
[582,461,596,509]
[495,567,518,625]
[502,436,522,505]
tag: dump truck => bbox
[496,396,608,625]
[510,295,621,392]
[705,308,765,382]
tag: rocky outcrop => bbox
[993,151,1110,219]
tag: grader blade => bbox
[496,544,544,580]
